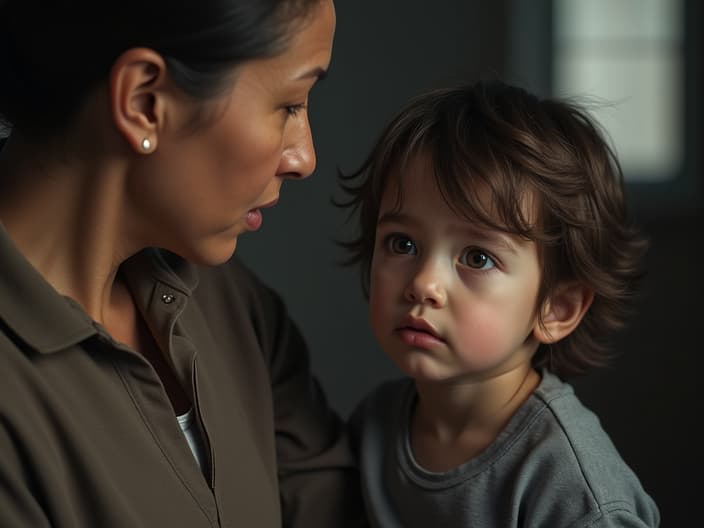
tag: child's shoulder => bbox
[529,370,622,463]
[513,370,659,525]
[367,377,413,402]
[347,377,412,444]
[526,370,630,473]
[351,377,413,422]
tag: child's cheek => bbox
[369,266,395,330]
[453,304,516,369]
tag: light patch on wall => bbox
[553,0,684,182]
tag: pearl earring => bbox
[141,138,152,152]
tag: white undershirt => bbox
[176,408,207,471]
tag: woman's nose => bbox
[277,113,316,179]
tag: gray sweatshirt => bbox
[350,370,659,527]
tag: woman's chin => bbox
[208,238,239,265]
[179,236,239,267]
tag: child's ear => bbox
[533,282,594,344]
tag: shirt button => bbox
[161,293,176,304]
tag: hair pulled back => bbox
[0,0,319,136]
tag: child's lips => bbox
[396,315,445,348]
[396,327,445,349]
[398,315,442,340]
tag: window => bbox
[508,0,701,216]
[554,0,683,183]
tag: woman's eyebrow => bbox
[296,66,328,81]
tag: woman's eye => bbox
[460,248,495,270]
[286,103,307,116]
[385,234,417,255]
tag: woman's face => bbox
[128,0,336,265]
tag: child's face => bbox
[369,155,544,384]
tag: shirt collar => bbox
[0,223,96,353]
[0,224,199,355]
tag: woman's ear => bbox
[109,47,168,154]
[533,282,594,344]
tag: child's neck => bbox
[410,366,540,472]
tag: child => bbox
[339,80,660,527]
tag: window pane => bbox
[554,0,684,182]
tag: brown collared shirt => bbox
[0,225,365,527]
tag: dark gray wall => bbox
[238,0,510,417]
[237,1,701,524]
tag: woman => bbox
[0,1,364,526]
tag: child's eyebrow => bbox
[376,211,417,227]
[450,224,521,255]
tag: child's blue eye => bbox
[386,234,417,255]
[460,248,495,270]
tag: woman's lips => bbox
[258,197,279,209]
[245,197,279,231]
[245,209,263,231]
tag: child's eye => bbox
[385,234,417,255]
[459,248,495,270]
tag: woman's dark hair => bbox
[0,0,320,136]
[336,80,649,379]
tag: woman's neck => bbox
[0,136,140,324]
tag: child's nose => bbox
[404,261,448,308]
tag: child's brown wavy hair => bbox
[335,80,648,380]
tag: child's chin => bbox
[394,356,449,383]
